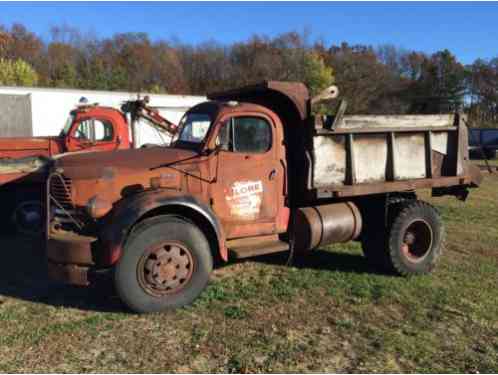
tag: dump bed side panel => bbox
[310,114,470,196]
[313,131,453,187]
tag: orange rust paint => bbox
[206,107,287,239]
[108,245,123,265]
[276,206,290,232]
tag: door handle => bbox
[269,169,277,180]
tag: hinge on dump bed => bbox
[432,186,469,201]
[314,99,348,131]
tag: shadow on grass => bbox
[242,247,390,276]
[0,234,389,313]
[0,235,125,313]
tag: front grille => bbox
[49,173,85,232]
[50,174,73,210]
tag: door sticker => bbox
[226,180,263,219]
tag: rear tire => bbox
[362,200,444,275]
[388,201,444,275]
[361,195,413,269]
[114,215,213,313]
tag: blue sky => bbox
[1,1,497,64]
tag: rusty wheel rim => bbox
[400,219,433,263]
[137,241,194,297]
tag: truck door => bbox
[66,116,119,152]
[210,114,287,239]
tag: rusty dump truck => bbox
[0,98,176,234]
[45,81,482,313]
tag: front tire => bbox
[12,200,43,236]
[114,215,213,313]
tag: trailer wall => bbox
[0,94,33,137]
[0,86,205,146]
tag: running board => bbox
[228,235,289,259]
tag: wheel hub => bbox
[156,262,177,281]
[13,201,43,236]
[401,219,433,263]
[138,242,194,296]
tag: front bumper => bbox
[47,262,90,286]
[47,232,97,286]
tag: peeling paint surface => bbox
[313,136,346,187]
[225,180,263,219]
[313,129,453,187]
[395,133,426,180]
[354,134,388,183]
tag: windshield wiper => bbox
[149,144,213,170]
[150,152,215,183]
[150,154,201,171]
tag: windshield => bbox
[173,113,212,146]
[59,114,75,136]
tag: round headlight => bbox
[86,196,112,219]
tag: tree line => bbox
[1,23,497,127]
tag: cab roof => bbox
[208,81,311,125]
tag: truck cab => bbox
[60,105,132,153]
[0,105,132,164]
[45,81,481,313]
[179,100,289,238]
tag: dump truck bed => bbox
[311,113,478,198]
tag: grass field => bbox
[473,157,498,169]
[0,174,497,373]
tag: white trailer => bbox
[0,86,205,146]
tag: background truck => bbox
[45,81,482,313]
[0,86,204,138]
[0,98,178,234]
[469,127,498,160]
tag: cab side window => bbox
[74,119,92,140]
[217,116,272,153]
[74,119,114,142]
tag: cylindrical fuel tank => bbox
[293,202,362,252]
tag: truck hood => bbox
[54,146,198,179]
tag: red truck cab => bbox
[61,105,132,153]
[0,104,136,234]
[0,105,131,167]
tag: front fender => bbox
[99,189,226,265]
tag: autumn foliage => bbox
[0,23,497,126]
